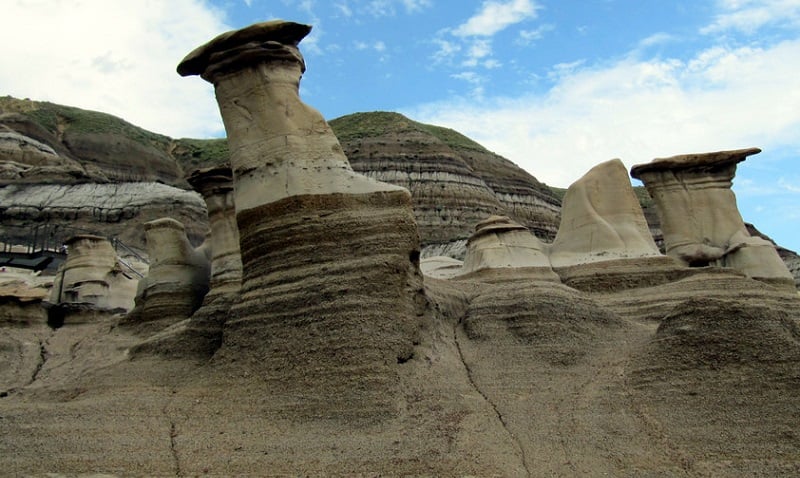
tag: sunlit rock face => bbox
[49,234,138,317]
[460,215,559,281]
[179,20,426,419]
[124,218,209,334]
[631,148,794,288]
[550,159,662,268]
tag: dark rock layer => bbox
[217,190,426,420]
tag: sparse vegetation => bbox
[172,138,230,170]
[330,111,491,154]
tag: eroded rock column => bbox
[187,166,242,302]
[631,148,794,288]
[49,234,138,320]
[460,215,558,281]
[124,218,210,333]
[178,21,425,419]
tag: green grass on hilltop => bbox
[172,137,230,170]
[1,95,171,149]
[330,111,491,153]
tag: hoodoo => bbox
[178,20,425,419]
[631,148,794,288]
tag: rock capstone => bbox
[179,20,426,420]
[631,148,794,288]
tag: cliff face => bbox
[0,96,208,251]
[330,112,562,256]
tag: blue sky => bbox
[2,0,799,251]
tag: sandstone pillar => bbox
[124,218,210,333]
[460,215,558,281]
[550,159,663,267]
[631,148,794,287]
[50,234,137,316]
[186,166,242,299]
[178,21,425,419]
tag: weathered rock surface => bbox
[2,20,800,478]
[331,112,562,257]
[460,215,558,281]
[122,218,209,335]
[179,20,425,420]
[48,234,138,317]
[550,159,662,267]
[131,167,242,359]
[631,148,795,289]
[0,182,207,251]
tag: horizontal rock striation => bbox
[331,112,562,256]
[122,218,209,335]
[628,295,800,475]
[0,182,207,251]
[179,20,427,420]
[221,191,425,419]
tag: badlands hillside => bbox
[1,19,800,476]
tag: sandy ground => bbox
[1,269,799,476]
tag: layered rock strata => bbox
[123,218,209,334]
[179,20,425,419]
[460,215,559,281]
[0,182,208,251]
[332,112,562,257]
[48,235,138,319]
[132,167,242,358]
[631,148,794,288]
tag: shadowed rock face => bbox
[123,218,209,334]
[179,20,426,419]
[631,148,794,288]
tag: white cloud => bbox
[409,39,800,188]
[516,24,554,45]
[702,0,800,34]
[0,0,230,138]
[362,0,431,17]
[779,177,800,193]
[453,0,540,37]
[401,0,432,12]
[334,2,353,17]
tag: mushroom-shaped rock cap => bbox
[630,147,761,179]
[471,215,528,239]
[177,20,312,78]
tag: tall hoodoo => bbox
[186,166,241,299]
[178,21,425,419]
[631,148,794,288]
